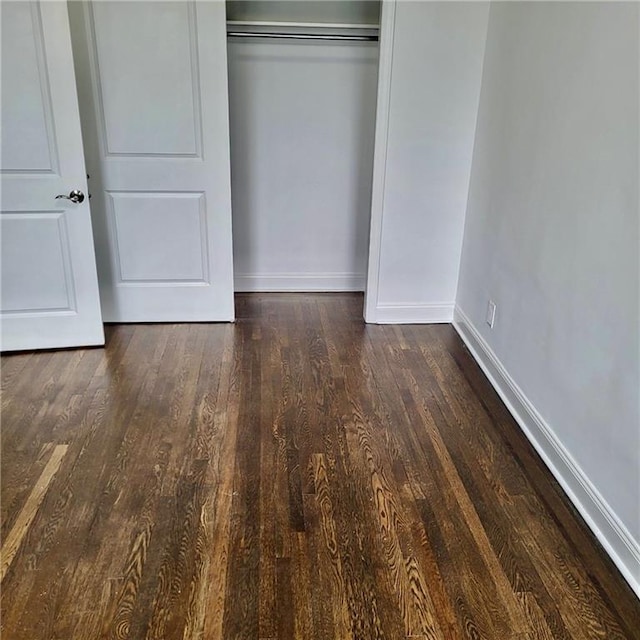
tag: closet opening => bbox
[226,1,381,317]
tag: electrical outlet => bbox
[486,300,497,329]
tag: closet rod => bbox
[227,31,378,42]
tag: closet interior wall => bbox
[227,1,380,292]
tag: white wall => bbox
[228,39,378,291]
[366,1,489,323]
[226,1,380,25]
[455,2,640,592]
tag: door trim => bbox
[363,0,396,323]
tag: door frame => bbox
[363,0,396,323]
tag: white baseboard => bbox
[234,272,365,292]
[453,306,640,598]
[372,302,454,324]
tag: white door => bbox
[68,1,235,322]
[0,1,104,352]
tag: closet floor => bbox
[1,293,638,639]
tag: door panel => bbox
[1,213,76,312]
[1,1,56,173]
[69,1,235,322]
[91,1,201,157]
[106,192,208,282]
[0,1,104,351]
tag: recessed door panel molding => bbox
[87,1,203,158]
[0,1,59,174]
[70,0,234,322]
[0,1,104,351]
[0,212,76,314]
[106,191,209,284]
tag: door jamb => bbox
[363,0,396,323]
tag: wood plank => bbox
[1,444,68,582]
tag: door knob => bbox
[55,189,85,204]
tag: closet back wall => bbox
[228,38,378,292]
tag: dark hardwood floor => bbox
[1,293,638,639]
